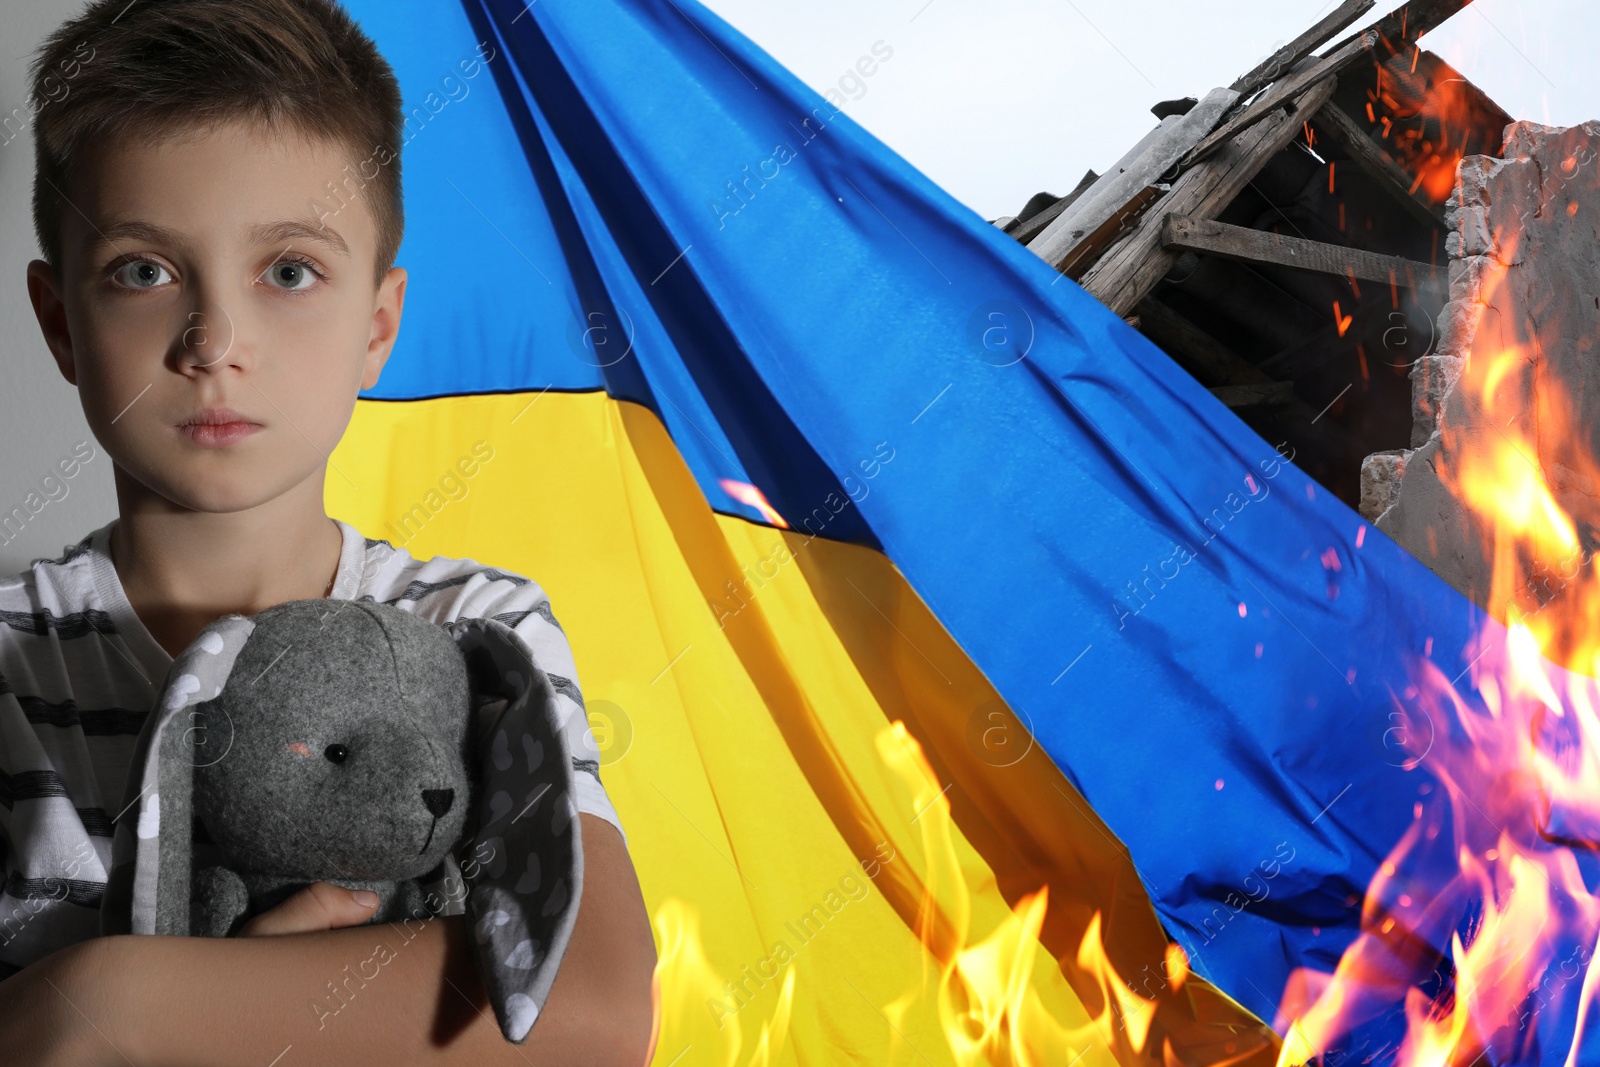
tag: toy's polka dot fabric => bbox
[445,616,584,1043]
[101,609,581,1046]
[101,614,256,943]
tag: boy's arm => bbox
[66,814,656,1067]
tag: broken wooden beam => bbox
[1312,100,1447,228]
[1329,0,1477,57]
[1159,213,1446,294]
[1080,74,1341,317]
[1135,297,1273,387]
[1029,87,1238,270]
[1230,0,1376,98]
[1209,383,1298,408]
[1187,30,1376,165]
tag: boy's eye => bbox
[110,259,172,289]
[264,258,323,292]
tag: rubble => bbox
[1371,120,1600,604]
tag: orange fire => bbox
[876,720,1178,1066]
[647,896,799,1067]
[644,721,1184,1065]
[1272,129,1600,1066]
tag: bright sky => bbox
[698,0,1600,221]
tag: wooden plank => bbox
[1057,186,1164,280]
[1079,75,1341,317]
[1159,213,1445,293]
[1311,100,1447,227]
[1329,0,1476,56]
[1230,0,1376,98]
[1186,30,1375,165]
[1029,87,1238,269]
[1135,297,1274,387]
[1210,383,1298,408]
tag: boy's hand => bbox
[237,881,382,937]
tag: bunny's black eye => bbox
[324,744,349,764]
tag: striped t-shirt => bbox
[0,517,625,978]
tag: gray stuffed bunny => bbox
[102,597,586,1044]
[187,599,475,934]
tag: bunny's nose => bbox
[422,788,454,817]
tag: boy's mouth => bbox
[177,406,263,449]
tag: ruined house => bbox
[990,0,1547,554]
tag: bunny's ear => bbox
[443,617,584,1045]
[101,615,258,938]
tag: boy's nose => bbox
[422,788,454,817]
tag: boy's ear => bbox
[26,258,78,386]
[361,265,406,391]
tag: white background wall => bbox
[0,0,114,574]
[1,0,1594,573]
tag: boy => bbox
[4,0,656,1063]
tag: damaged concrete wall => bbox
[1360,120,1600,609]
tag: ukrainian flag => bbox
[323,1,1565,1064]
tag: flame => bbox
[1272,634,1600,1067]
[647,897,799,1067]
[876,720,1177,1066]
[1430,217,1598,671]
[644,722,1185,1066]
[1271,123,1600,1065]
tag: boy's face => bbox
[26,118,406,515]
